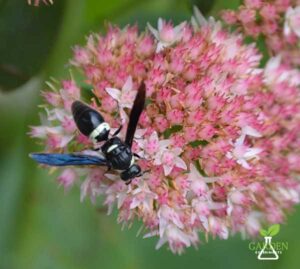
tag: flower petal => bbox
[163,164,173,176]
[175,157,187,170]
[147,22,159,40]
[242,126,262,137]
[106,87,121,101]
[123,76,133,92]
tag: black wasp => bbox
[30,82,146,184]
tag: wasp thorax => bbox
[71,101,110,142]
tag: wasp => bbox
[30,83,146,184]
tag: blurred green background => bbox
[0,0,299,268]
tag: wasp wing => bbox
[30,153,107,167]
[125,82,146,147]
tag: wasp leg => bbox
[112,125,123,137]
[125,179,132,185]
[104,162,112,173]
[141,169,150,176]
[133,153,145,160]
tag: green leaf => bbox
[163,125,183,139]
[256,34,269,67]
[268,224,280,237]
[189,140,209,148]
[194,160,207,176]
[209,0,240,17]
[259,229,268,237]
[80,83,97,102]
[84,0,139,25]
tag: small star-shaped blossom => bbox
[139,131,160,158]
[158,205,184,236]
[106,76,137,123]
[226,126,263,169]
[57,168,77,191]
[148,18,186,52]
[284,6,300,37]
[191,6,208,29]
[264,56,300,86]
[144,205,198,253]
[243,212,263,237]
[187,164,219,197]
[150,136,187,175]
[208,216,229,239]
[29,125,62,139]
[104,178,128,214]
[155,224,194,252]
[80,168,106,203]
[129,180,157,212]
[191,6,217,30]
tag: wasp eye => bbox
[71,101,105,137]
[120,164,141,181]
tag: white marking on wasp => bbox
[107,144,118,153]
[90,122,110,142]
[130,156,135,167]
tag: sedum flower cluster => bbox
[30,8,300,254]
[221,0,300,67]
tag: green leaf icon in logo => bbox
[259,229,268,237]
[259,224,280,237]
[268,224,280,236]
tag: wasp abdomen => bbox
[71,101,110,142]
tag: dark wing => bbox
[30,153,107,167]
[125,82,146,147]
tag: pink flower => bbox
[72,46,91,66]
[238,8,256,24]
[80,168,105,203]
[221,10,237,24]
[187,164,219,197]
[245,0,262,9]
[148,19,187,52]
[208,216,229,239]
[57,168,77,191]
[29,126,59,139]
[144,205,199,254]
[129,180,158,212]
[226,126,263,169]
[106,76,137,123]
[42,91,61,106]
[191,5,210,28]
[221,1,300,67]
[152,138,187,176]
[104,179,128,214]
[142,131,160,157]
[46,132,73,150]
[284,6,300,37]
[166,109,184,125]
